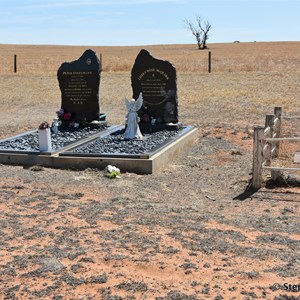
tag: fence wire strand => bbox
[269,115,300,180]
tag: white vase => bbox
[38,128,52,152]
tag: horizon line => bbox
[0,40,299,48]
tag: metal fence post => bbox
[208,51,211,73]
[14,54,17,73]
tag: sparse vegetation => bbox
[0,42,300,299]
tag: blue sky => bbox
[0,0,299,46]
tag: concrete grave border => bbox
[0,126,197,174]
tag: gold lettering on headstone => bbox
[63,71,92,75]
[62,72,94,105]
[138,68,169,100]
[138,68,168,81]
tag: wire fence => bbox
[0,55,76,75]
[253,107,300,188]
[2,50,300,75]
[272,115,300,169]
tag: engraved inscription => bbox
[131,49,178,123]
[62,71,93,105]
[138,68,169,103]
[57,49,101,122]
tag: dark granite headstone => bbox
[57,49,101,123]
[131,49,178,125]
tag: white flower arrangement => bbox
[105,165,121,179]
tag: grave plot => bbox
[0,125,196,174]
[60,126,194,159]
[0,49,197,174]
[0,126,110,155]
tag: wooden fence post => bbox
[208,51,211,73]
[14,54,17,73]
[273,107,282,148]
[264,115,274,166]
[252,126,265,189]
[272,107,282,181]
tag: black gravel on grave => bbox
[0,127,104,152]
[71,129,179,155]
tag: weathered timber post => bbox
[264,114,274,166]
[273,107,282,157]
[252,126,265,189]
[14,54,17,73]
[208,51,211,73]
[272,107,282,181]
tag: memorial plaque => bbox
[57,49,101,122]
[131,49,178,124]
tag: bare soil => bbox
[0,43,300,300]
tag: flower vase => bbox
[38,128,52,152]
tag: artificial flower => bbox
[105,165,121,179]
[56,108,64,117]
[63,112,72,120]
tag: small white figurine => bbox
[124,92,143,140]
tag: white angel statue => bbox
[124,92,143,140]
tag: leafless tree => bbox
[184,16,211,50]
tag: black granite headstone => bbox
[57,49,101,123]
[131,49,178,124]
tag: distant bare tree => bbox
[184,16,211,50]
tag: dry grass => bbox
[1,42,300,74]
[1,71,300,137]
[1,41,300,137]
